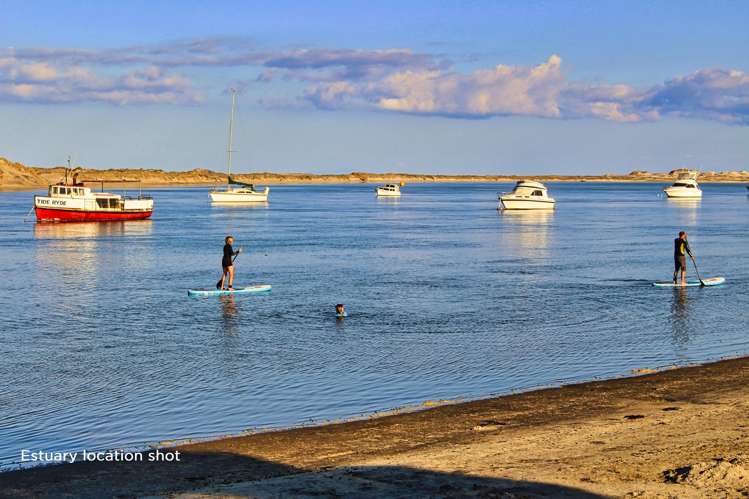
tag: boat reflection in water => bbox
[666,198,700,226]
[497,210,554,257]
[33,220,153,239]
[33,221,155,300]
[375,196,400,206]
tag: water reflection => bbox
[666,199,700,226]
[670,288,690,348]
[220,294,239,336]
[375,197,401,206]
[497,210,554,256]
[33,220,153,239]
[33,221,155,299]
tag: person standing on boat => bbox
[673,231,693,285]
[219,235,241,291]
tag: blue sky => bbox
[1,0,747,174]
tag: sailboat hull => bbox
[209,187,270,203]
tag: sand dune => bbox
[2,156,748,190]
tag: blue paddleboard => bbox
[187,284,272,297]
[652,277,725,288]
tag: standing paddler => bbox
[673,231,693,286]
[218,235,242,291]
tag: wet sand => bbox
[3,357,749,498]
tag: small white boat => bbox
[209,186,270,203]
[209,89,269,204]
[376,184,401,197]
[498,180,555,210]
[663,171,702,198]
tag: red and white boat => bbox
[34,172,153,222]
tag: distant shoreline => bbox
[3,178,749,193]
[2,157,748,191]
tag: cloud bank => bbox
[0,57,200,105]
[1,38,747,125]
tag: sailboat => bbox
[209,89,270,203]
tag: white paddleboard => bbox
[187,284,272,297]
[652,277,725,288]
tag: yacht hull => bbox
[663,188,702,198]
[375,188,401,197]
[34,206,152,222]
[499,197,556,210]
[209,187,270,203]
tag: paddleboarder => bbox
[673,231,693,285]
[219,235,241,291]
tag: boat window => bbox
[532,190,543,196]
[51,187,58,195]
[96,198,110,209]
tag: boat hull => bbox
[34,206,152,222]
[499,197,556,210]
[209,187,270,203]
[663,187,702,198]
[376,189,401,197]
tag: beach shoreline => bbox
[3,157,749,192]
[3,355,749,497]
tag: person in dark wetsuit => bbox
[218,235,241,290]
[673,231,693,285]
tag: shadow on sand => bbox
[0,448,603,498]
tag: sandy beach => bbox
[2,356,748,498]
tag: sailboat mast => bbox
[226,88,236,188]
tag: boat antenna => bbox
[65,155,71,184]
[227,88,237,188]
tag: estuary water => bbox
[1,182,749,468]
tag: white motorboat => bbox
[209,89,270,204]
[498,180,555,210]
[375,184,401,197]
[663,171,702,198]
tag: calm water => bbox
[2,182,749,468]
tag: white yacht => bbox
[209,89,270,203]
[498,180,555,210]
[663,171,702,198]
[375,184,401,197]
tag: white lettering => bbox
[19,450,77,463]
[148,449,181,462]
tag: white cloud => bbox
[1,38,747,125]
[305,55,652,122]
[0,58,200,105]
[639,68,749,124]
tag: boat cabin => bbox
[511,181,548,197]
[49,184,91,197]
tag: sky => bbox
[1,0,748,174]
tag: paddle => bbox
[215,249,242,290]
[689,253,706,287]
